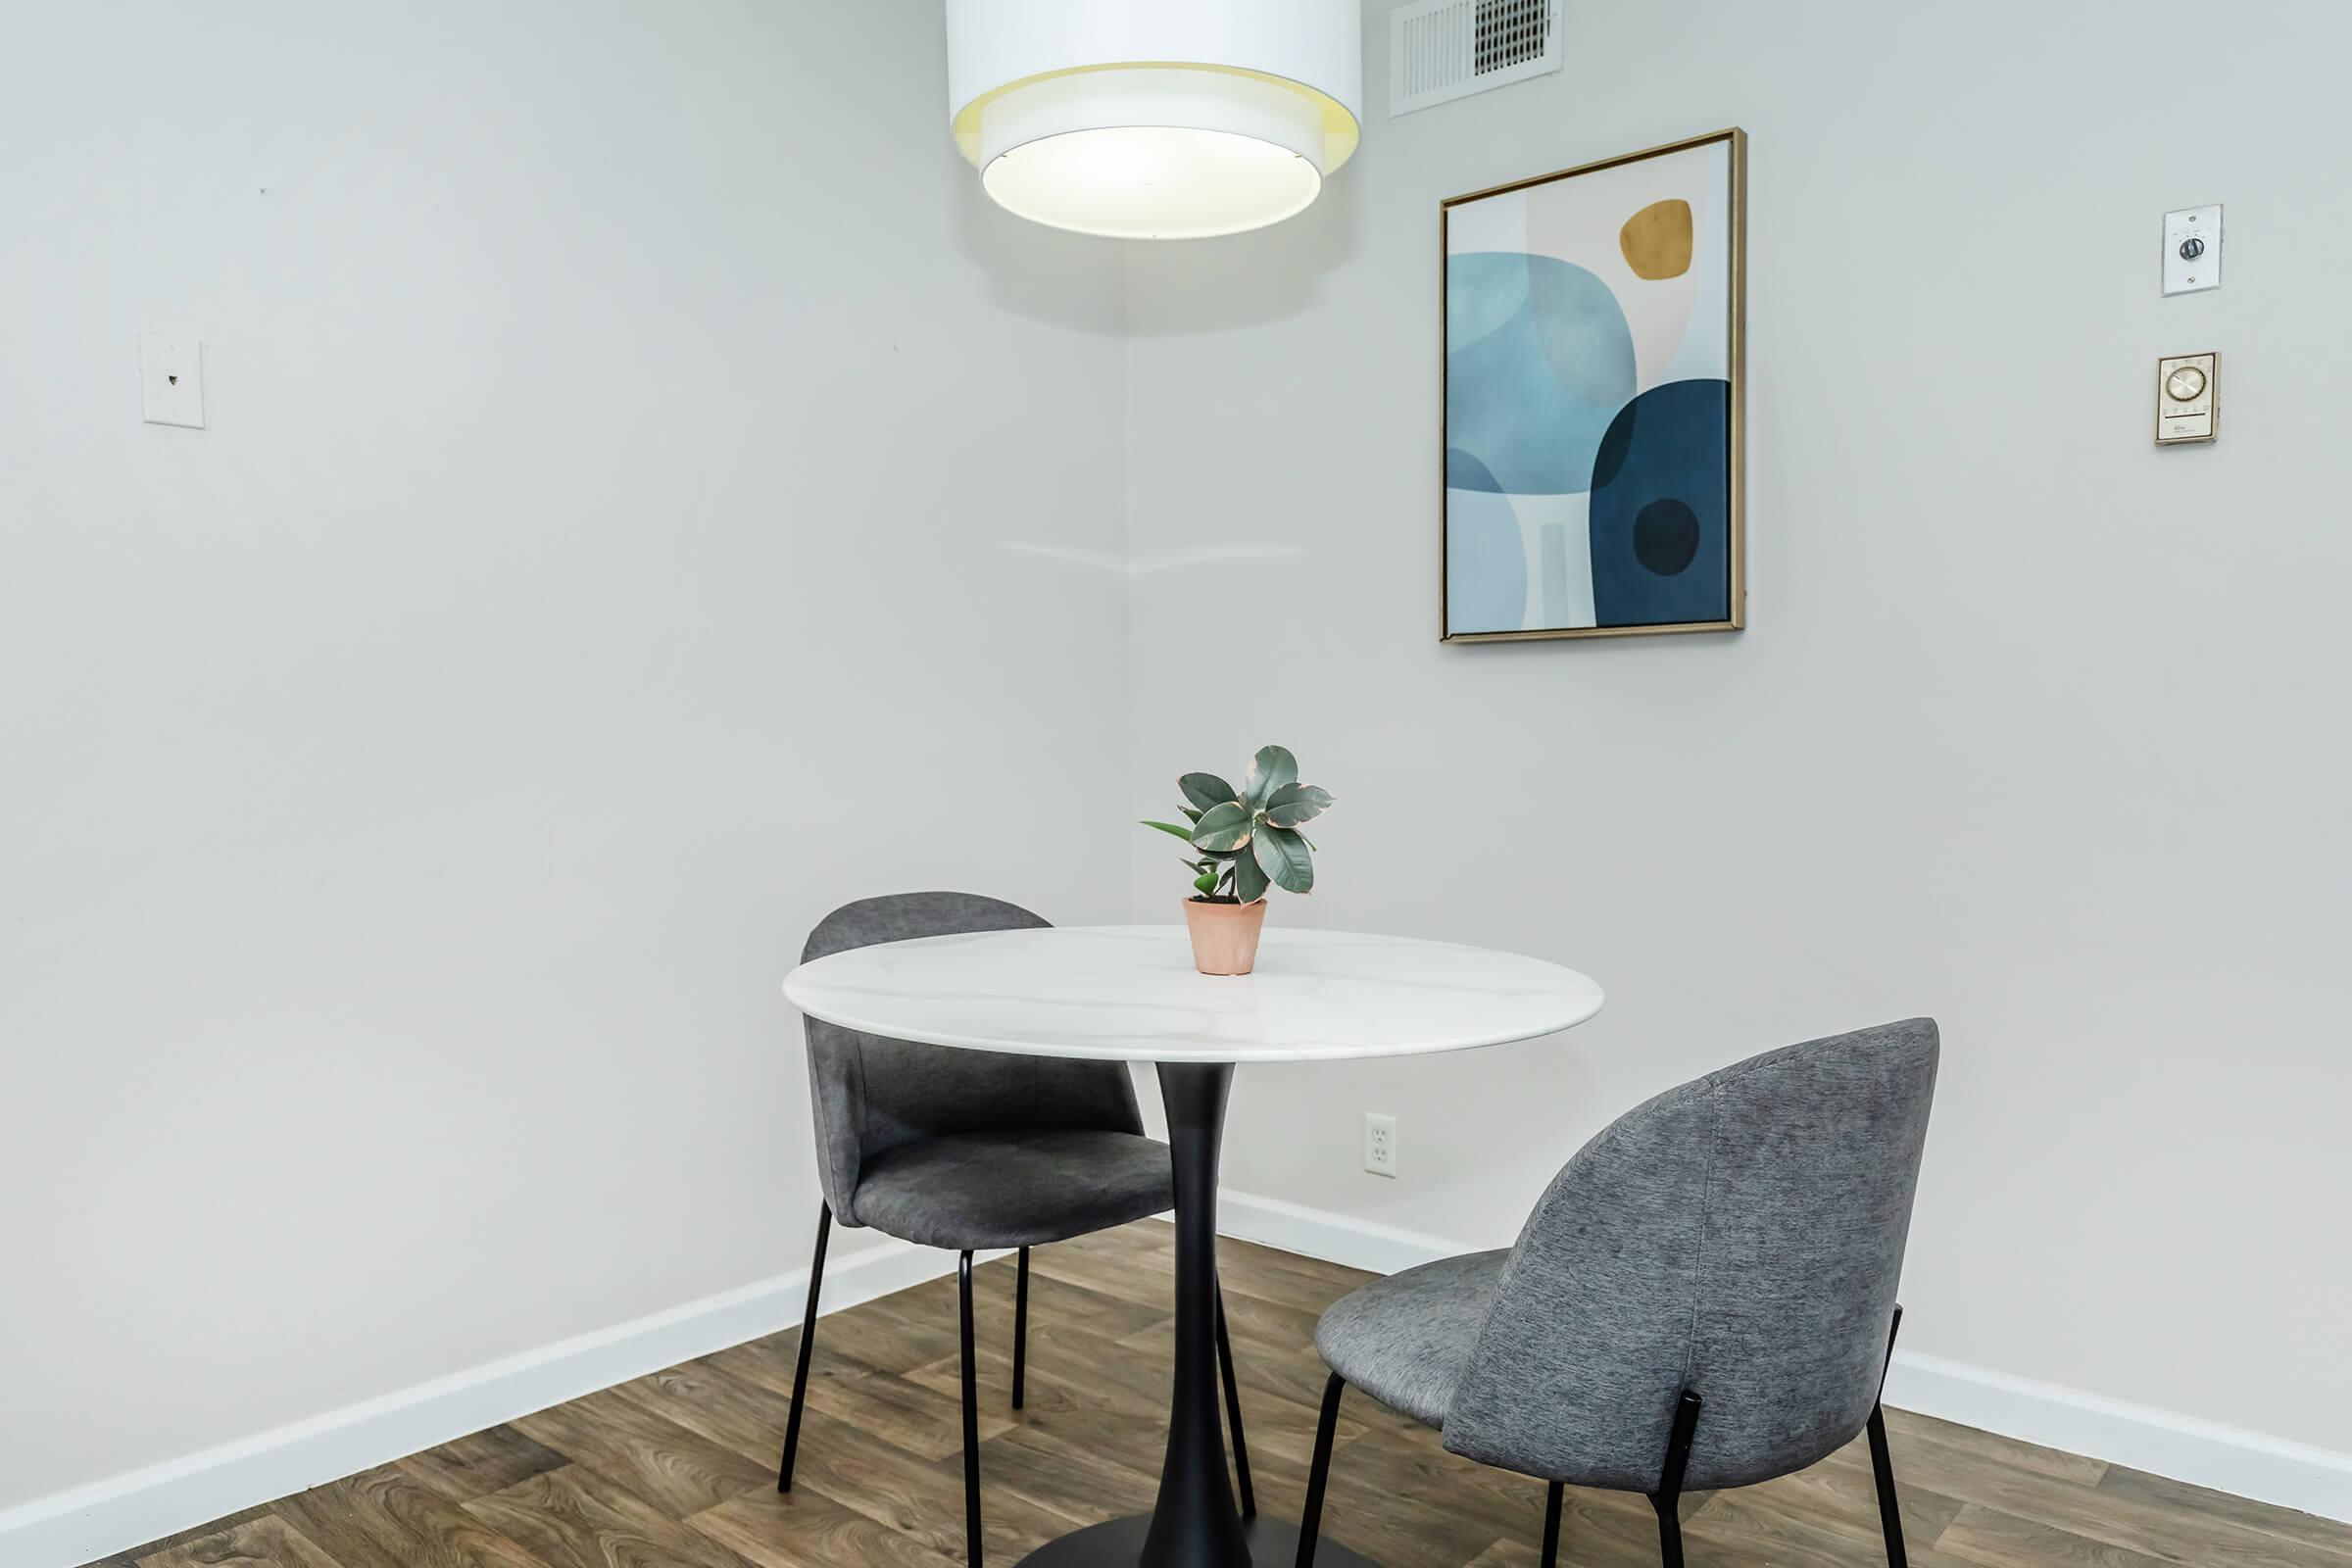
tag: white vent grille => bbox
[1391,0,1563,116]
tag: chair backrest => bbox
[1442,1018,1938,1493]
[799,892,1145,1227]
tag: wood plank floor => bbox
[93,1221,2352,1568]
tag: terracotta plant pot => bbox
[1183,898,1267,976]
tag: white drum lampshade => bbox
[944,1,1364,241]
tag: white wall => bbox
[1124,0,2352,1463]
[0,0,1127,1521]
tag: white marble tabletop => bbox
[781,925,1603,1063]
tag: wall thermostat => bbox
[2156,352,2218,445]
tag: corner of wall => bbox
[1115,240,1155,926]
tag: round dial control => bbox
[2166,365,2207,403]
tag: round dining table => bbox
[783,924,1604,1568]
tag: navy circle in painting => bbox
[1633,499,1701,576]
[1588,379,1731,626]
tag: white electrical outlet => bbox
[1363,1112,1398,1177]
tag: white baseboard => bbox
[1213,1187,2352,1527]
[1882,1350,2352,1525]
[1213,1187,1470,1278]
[0,1238,978,1568]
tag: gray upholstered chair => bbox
[777,892,1254,1567]
[1297,1018,1939,1568]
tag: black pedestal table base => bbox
[1015,1514,1382,1568]
[1011,1061,1378,1568]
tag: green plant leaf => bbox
[1194,869,1219,896]
[1180,805,1202,823]
[1251,824,1314,894]
[1191,801,1253,852]
[1263,782,1333,828]
[1243,746,1298,809]
[1179,772,1237,810]
[1232,850,1269,904]
[1142,819,1196,842]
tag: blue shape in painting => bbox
[1588,379,1731,626]
[1446,253,1636,495]
[1445,446,1501,492]
[1446,486,1527,633]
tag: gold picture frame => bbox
[1441,127,1746,643]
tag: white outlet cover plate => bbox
[2163,206,2221,296]
[140,333,205,427]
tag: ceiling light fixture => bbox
[944,2,1363,241]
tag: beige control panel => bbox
[2156,352,2218,445]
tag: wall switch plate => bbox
[2156,351,2219,444]
[2163,206,2222,295]
[1363,1112,1397,1177]
[140,333,205,428]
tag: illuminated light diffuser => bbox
[946,2,1363,240]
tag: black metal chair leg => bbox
[776,1202,830,1493]
[959,1250,983,1567]
[1871,1305,1909,1568]
[1540,1482,1563,1568]
[1296,1372,1347,1568]
[1011,1246,1030,1411]
[1214,1279,1254,1516]
[1868,1405,1908,1568]
[1655,1500,1684,1568]
[1649,1391,1702,1568]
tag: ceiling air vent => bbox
[1391,0,1563,116]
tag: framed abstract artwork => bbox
[1442,128,1745,642]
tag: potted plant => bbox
[1143,745,1334,975]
